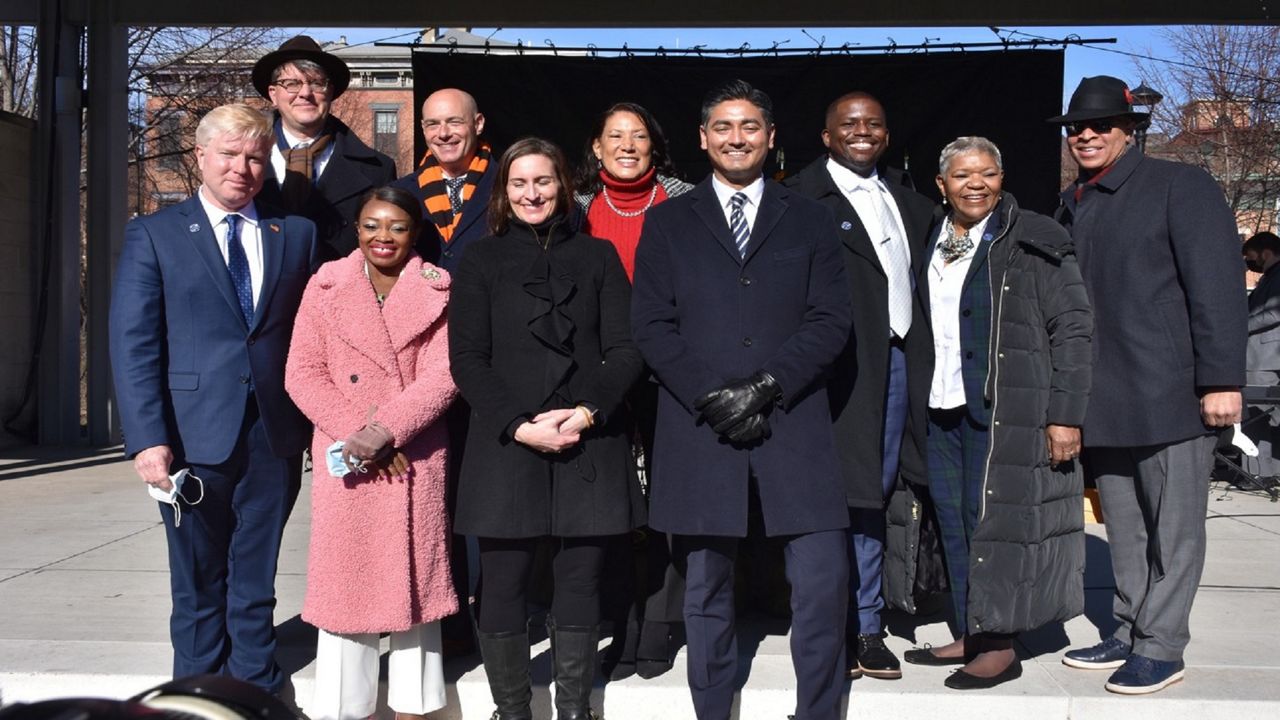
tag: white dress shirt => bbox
[927,213,993,409]
[270,124,336,187]
[198,188,264,309]
[710,174,765,233]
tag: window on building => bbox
[155,114,184,171]
[374,110,399,158]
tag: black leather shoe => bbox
[851,634,902,679]
[1062,637,1131,670]
[944,659,1023,690]
[903,644,966,667]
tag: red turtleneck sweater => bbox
[583,167,669,281]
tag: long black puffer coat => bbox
[962,192,1094,635]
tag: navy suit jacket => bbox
[631,177,852,537]
[110,195,317,465]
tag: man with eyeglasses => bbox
[1050,75,1246,695]
[252,35,396,263]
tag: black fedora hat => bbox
[252,35,350,100]
[1047,75,1150,124]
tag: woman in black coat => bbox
[449,137,645,720]
[903,136,1093,689]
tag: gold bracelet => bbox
[576,405,595,428]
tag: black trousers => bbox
[476,536,608,634]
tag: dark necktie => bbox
[730,192,750,258]
[225,213,254,325]
[445,176,466,216]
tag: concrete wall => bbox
[0,111,35,445]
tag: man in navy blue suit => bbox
[110,103,317,694]
[632,80,852,720]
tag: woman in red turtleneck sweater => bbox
[574,103,692,280]
[573,103,691,682]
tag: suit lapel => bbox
[811,164,885,273]
[452,166,494,241]
[180,197,248,329]
[316,137,373,205]
[253,206,286,333]
[744,182,785,264]
[691,181,743,263]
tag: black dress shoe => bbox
[852,634,902,679]
[944,660,1022,690]
[903,645,966,666]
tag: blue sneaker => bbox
[1104,654,1185,695]
[1062,637,1131,669]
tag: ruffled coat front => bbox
[285,250,458,634]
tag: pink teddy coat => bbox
[285,250,458,634]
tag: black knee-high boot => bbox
[548,617,600,720]
[477,628,532,720]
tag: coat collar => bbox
[318,251,451,375]
[689,176,787,265]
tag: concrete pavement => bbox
[1,446,1279,719]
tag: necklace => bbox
[601,183,658,218]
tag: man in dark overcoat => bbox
[1051,76,1246,695]
[631,79,852,720]
[1243,231,1280,476]
[785,91,935,679]
[252,35,397,263]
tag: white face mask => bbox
[148,468,204,527]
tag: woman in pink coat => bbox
[286,186,458,720]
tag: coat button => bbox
[962,309,971,317]
[247,338,255,346]
[965,351,974,359]
[443,249,453,258]
[742,337,753,347]
[350,374,359,383]
[998,352,1004,358]
[238,375,249,384]
[740,276,751,286]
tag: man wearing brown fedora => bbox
[1050,75,1246,695]
[252,35,397,262]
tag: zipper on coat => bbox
[978,218,1012,525]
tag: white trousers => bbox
[311,622,445,719]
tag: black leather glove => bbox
[724,413,772,444]
[693,371,782,435]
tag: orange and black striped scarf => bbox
[415,142,492,243]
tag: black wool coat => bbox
[784,158,937,507]
[941,194,1094,635]
[1056,148,1246,447]
[258,115,397,264]
[448,219,647,538]
[631,178,852,538]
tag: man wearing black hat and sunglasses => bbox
[1050,76,1246,695]
[252,35,397,262]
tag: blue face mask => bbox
[147,468,204,527]
[325,440,368,477]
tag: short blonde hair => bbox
[195,103,273,148]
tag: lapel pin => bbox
[840,221,853,230]
[188,224,200,233]
[269,223,280,233]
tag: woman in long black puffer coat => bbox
[903,136,1093,691]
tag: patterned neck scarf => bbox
[274,117,332,213]
[415,142,492,243]
[938,216,974,264]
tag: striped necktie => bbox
[729,192,750,258]
[224,213,254,325]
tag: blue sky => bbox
[303,25,1176,108]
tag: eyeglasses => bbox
[1065,119,1116,136]
[271,78,330,96]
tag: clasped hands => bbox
[342,421,408,479]
[694,371,781,444]
[514,407,590,454]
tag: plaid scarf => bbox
[415,142,492,243]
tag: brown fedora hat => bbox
[252,35,350,100]
[1047,75,1150,124]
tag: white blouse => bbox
[927,214,992,410]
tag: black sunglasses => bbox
[1065,119,1116,136]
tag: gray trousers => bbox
[1086,434,1214,661]
[1245,370,1280,478]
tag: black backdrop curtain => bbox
[412,50,1064,214]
